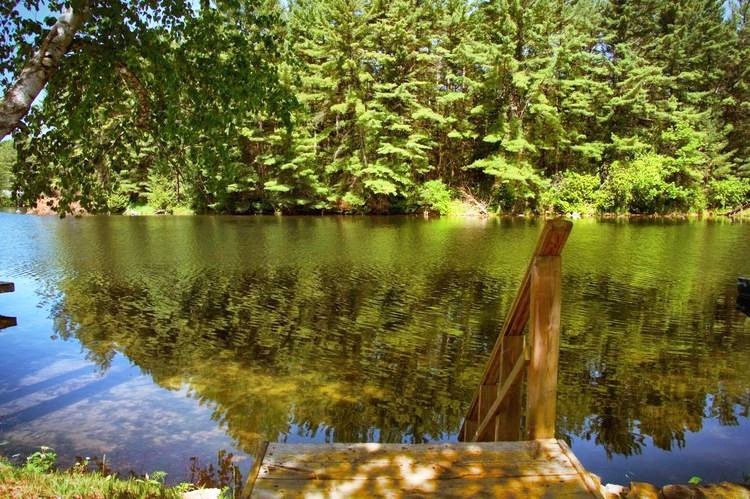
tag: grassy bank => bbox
[0,448,232,499]
[0,460,185,499]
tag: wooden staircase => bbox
[243,219,602,498]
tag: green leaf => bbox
[330,102,349,114]
[364,178,398,195]
[411,107,446,124]
[264,180,291,192]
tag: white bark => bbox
[0,4,91,139]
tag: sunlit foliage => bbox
[2,0,749,214]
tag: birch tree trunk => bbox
[0,3,91,139]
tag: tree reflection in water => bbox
[40,217,750,480]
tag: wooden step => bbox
[245,439,603,498]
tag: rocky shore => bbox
[603,481,750,498]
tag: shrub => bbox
[543,171,600,215]
[24,447,57,473]
[107,189,130,214]
[147,173,177,211]
[707,177,750,210]
[419,180,453,215]
[598,153,694,213]
[335,191,366,213]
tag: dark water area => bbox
[0,213,749,487]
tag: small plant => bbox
[688,475,702,485]
[24,446,57,473]
[71,455,91,474]
[90,453,113,476]
[147,172,177,212]
[189,449,243,493]
[419,180,453,215]
[142,469,168,486]
[1,449,192,498]
[174,482,195,494]
[107,190,131,214]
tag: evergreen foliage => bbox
[2,0,749,214]
[0,139,14,193]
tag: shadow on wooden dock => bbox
[246,439,601,498]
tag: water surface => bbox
[0,213,748,486]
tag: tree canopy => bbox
[1,0,749,215]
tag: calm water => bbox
[0,213,749,487]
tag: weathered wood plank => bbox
[494,334,524,441]
[241,441,269,499]
[250,440,603,498]
[0,282,14,293]
[473,351,526,441]
[259,445,573,479]
[0,315,17,329]
[477,383,497,439]
[259,439,564,463]
[558,440,604,497]
[252,475,596,498]
[462,417,477,442]
[526,256,562,440]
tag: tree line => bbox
[2,0,749,215]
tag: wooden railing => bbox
[460,218,572,442]
[0,281,17,330]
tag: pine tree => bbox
[287,0,376,211]
[724,0,750,179]
[601,0,737,211]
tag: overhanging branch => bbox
[0,2,92,139]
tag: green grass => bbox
[1,446,242,499]
[0,461,188,498]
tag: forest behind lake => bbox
[1,0,749,216]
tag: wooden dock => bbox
[0,281,17,330]
[244,220,599,498]
[246,439,603,498]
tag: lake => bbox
[0,212,749,487]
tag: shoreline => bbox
[5,190,750,220]
[9,206,750,221]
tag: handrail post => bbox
[459,219,571,442]
[526,256,562,439]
